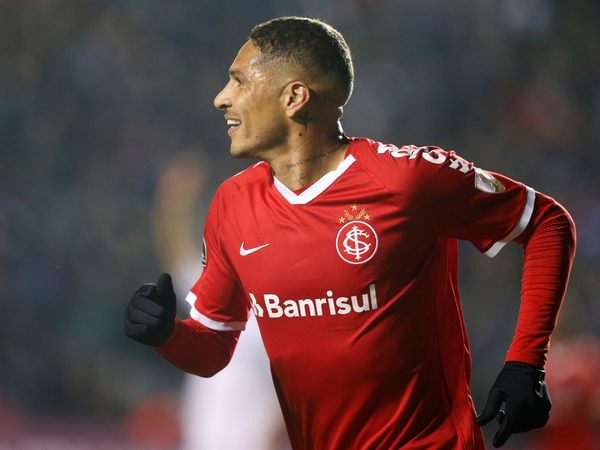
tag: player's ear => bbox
[283,81,311,118]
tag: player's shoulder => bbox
[349,137,480,199]
[208,161,271,221]
[352,137,457,165]
[217,161,272,197]
[350,137,472,176]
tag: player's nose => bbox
[214,83,232,110]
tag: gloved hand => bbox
[124,273,177,347]
[476,361,551,448]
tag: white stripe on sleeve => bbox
[186,292,247,331]
[485,186,536,258]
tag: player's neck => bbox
[269,125,349,191]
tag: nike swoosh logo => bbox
[535,382,544,398]
[240,242,270,256]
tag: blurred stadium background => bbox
[1,0,599,449]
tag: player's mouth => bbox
[226,118,241,135]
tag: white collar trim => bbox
[273,154,356,205]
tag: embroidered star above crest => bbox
[336,205,373,223]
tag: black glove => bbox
[476,361,551,448]
[124,273,177,347]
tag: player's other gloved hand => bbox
[124,273,177,347]
[476,361,551,448]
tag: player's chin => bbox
[229,144,243,158]
[229,140,253,158]
[229,144,252,160]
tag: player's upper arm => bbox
[376,144,533,255]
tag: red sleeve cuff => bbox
[154,318,241,377]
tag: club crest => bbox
[336,221,378,264]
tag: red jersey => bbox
[186,137,535,449]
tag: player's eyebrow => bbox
[229,70,249,82]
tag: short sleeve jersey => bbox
[186,138,535,450]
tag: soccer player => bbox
[125,17,576,450]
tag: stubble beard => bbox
[230,138,268,161]
[229,122,288,162]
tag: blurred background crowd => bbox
[1,0,599,449]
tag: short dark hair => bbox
[249,17,354,106]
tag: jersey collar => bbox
[273,153,356,205]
